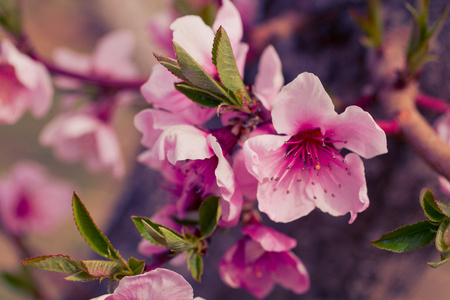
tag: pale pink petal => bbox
[0,161,72,236]
[171,16,216,74]
[232,148,258,200]
[310,153,369,223]
[95,125,125,178]
[234,42,249,78]
[93,30,138,80]
[213,0,243,48]
[242,224,297,252]
[140,64,190,111]
[243,134,287,181]
[147,10,177,55]
[53,48,91,75]
[326,105,387,158]
[208,135,243,227]
[272,72,336,136]
[439,176,450,196]
[151,125,214,165]
[268,251,310,294]
[253,45,284,111]
[134,109,186,148]
[107,268,194,300]
[0,40,53,123]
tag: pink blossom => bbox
[39,107,125,178]
[0,39,53,124]
[435,113,450,195]
[137,0,248,137]
[219,224,309,299]
[90,268,198,300]
[243,72,387,223]
[146,124,243,226]
[53,30,138,81]
[0,161,72,236]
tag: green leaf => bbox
[154,53,188,81]
[436,201,450,217]
[435,218,450,254]
[428,256,450,268]
[199,196,221,238]
[128,257,145,275]
[371,220,438,252]
[141,219,167,246]
[132,216,162,245]
[175,82,223,108]
[212,26,249,103]
[420,188,445,222]
[21,255,82,274]
[1,269,34,295]
[64,270,97,282]
[188,252,203,282]
[160,227,193,251]
[173,41,239,106]
[81,260,126,278]
[72,193,121,260]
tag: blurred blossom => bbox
[0,39,53,124]
[0,161,72,236]
[435,113,450,195]
[219,224,309,299]
[39,105,125,178]
[90,268,201,300]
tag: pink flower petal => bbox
[268,251,310,294]
[208,135,243,227]
[272,72,336,136]
[150,125,214,165]
[105,268,194,300]
[242,225,297,252]
[171,16,216,74]
[93,30,138,80]
[310,153,369,223]
[213,0,244,48]
[253,45,284,111]
[326,105,387,158]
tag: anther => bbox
[332,193,336,197]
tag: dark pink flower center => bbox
[271,129,350,196]
[16,194,31,218]
[177,156,219,198]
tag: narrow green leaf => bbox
[154,53,188,81]
[371,220,438,252]
[420,188,445,222]
[21,255,81,274]
[212,26,249,103]
[436,201,450,217]
[188,252,203,282]
[173,41,238,105]
[132,216,162,245]
[128,257,145,275]
[436,218,450,254]
[199,196,221,238]
[72,193,121,260]
[141,220,167,246]
[64,270,98,282]
[81,260,126,278]
[1,270,34,295]
[160,227,193,251]
[428,256,450,268]
[175,82,222,108]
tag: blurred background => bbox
[1,0,450,299]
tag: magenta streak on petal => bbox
[177,156,219,198]
[270,129,350,196]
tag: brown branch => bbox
[371,27,450,181]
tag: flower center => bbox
[271,128,350,196]
[177,156,219,198]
